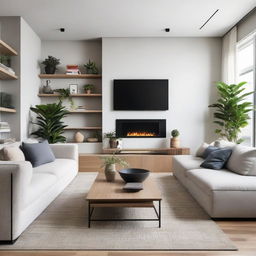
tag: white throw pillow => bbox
[196,142,209,157]
[227,145,256,176]
[2,145,25,161]
[214,139,236,148]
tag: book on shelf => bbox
[65,64,81,75]
[0,122,11,133]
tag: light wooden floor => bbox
[0,220,256,256]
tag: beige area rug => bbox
[1,173,236,251]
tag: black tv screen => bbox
[113,79,168,110]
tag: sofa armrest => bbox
[50,144,78,162]
[0,161,33,241]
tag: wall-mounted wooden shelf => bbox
[68,110,102,113]
[38,93,102,97]
[64,127,102,130]
[39,74,101,79]
[0,107,16,113]
[0,40,18,55]
[0,66,18,80]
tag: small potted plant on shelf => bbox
[84,59,99,74]
[83,84,94,94]
[42,55,60,74]
[104,131,122,149]
[170,129,180,148]
[100,154,128,182]
[54,88,76,110]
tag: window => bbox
[236,38,255,146]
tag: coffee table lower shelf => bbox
[87,200,161,228]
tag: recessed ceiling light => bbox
[164,28,170,32]
[60,28,65,32]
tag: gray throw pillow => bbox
[202,146,220,159]
[21,140,55,167]
[200,148,233,170]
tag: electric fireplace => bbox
[116,119,166,138]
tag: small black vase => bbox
[45,66,56,74]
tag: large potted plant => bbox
[42,55,60,74]
[30,102,69,143]
[101,154,128,182]
[209,82,254,143]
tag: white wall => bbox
[20,17,41,140]
[102,37,222,153]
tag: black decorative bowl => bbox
[119,168,150,183]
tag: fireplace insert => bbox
[116,119,166,138]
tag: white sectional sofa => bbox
[173,153,256,218]
[0,144,78,242]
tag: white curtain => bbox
[221,26,237,84]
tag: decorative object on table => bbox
[69,84,78,94]
[119,168,150,183]
[74,132,84,143]
[0,92,14,108]
[84,59,99,74]
[42,80,53,94]
[83,84,94,94]
[41,55,60,74]
[54,88,76,110]
[0,55,11,67]
[30,102,69,143]
[123,182,143,192]
[104,131,121,148]
[209,82,254,144]
[170,129,180,148]
[87,131,102,142]
[100,154,128,182]
[65,65,81,75]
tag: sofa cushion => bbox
[33,159,77,179]
[202,146,220,159]
[200,148,232,170]
[214,139,236,148]
[187,168,256,197]
[1,146,25,161]
[227,145,256,176]
[25,173,57,206]
[172,155,203,177]
[21,140,55,167]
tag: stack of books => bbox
[65,65,81,75]
[0,122,11,133]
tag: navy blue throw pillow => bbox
[200,148,232,170]
[21,140,55,167]
[202,146,220,159]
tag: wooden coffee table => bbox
[86,173,162,228]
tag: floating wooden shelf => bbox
[0,40,18,55]
[38,93,102,97]
[0,66,18,80]
[68,110,102,113]
[102,147,190,155]
[0,107,16,113]
[39,74,101,79]
[64,127,102,130]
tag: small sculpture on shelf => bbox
[87,131,102,142]
[74,132,84,143]
[42,80,53,94]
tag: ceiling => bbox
[0,0,255,40]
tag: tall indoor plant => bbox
[209,81,254,143]
[30,102,69,143]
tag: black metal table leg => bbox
[159,200,161,228]
[88,202,91,228]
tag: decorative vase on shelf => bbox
[74,132,84,143]
[42,80,53,94]
[170,137,180,148]
[104,163,116,182]
[85,89,91,94]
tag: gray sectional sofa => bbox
[173,143,256,218]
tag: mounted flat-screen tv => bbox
[113,79,169,110]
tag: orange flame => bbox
[127,132,157,137]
